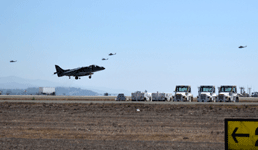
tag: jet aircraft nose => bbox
[102,67,105,70]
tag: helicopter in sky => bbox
[108,53,116,56]
[238,45,247,48]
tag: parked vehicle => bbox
[131,91,151,101]
[173,85,193,102]
[251,92,258,97]
[216,85,239,102]
[197,86,217,102]
[115,93,126,101]
[39,87,55,95]
[151,92,173,101]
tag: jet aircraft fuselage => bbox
[54,65,105,79]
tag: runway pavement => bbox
[1,100,258,105]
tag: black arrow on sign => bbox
[232,127,250,143]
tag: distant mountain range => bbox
[0,87,98,96]
[0,76,131,96]
[0,76,61,89]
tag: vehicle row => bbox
[116,85,240,102]
[197,85,239,102]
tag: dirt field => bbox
[1,102,258,149]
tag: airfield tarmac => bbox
[1,96,258,149]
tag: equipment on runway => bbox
[115,93,127,101]
[131,91,151,101]
[252,92,258,97]
[54,65,105,80]
[239,87,249,97]
[216,85,239,102]
[197,86,217,102]
[173,85,193,102]
[151,92,173,101]
[39,87,55,95]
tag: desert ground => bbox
[1,99,258,149]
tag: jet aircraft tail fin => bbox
[54,65,64,76]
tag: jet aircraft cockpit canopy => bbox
[88,65,105,70]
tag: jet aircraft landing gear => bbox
[75,76,79,80]
[89,76,91,79]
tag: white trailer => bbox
[216,85,239,102]
[151,92,173,101]
[197,85,217,102]
[173,85,193,102]
[39,87,55,95]
[131,91,151,101]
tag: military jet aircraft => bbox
[108,53,116,56]
[54,65,105,80]
[239,45,247,48]
[102,58,108,60]
[10,60,17,63]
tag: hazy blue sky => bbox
[1,0,258,95]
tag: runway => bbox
[1,100,258,105]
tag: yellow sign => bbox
[225,119,258,150]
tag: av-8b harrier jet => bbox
[54,65,105,80]
[10,60,17,63]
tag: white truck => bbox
[197,85,217,102]
[173,85,193,102]
[216,85,239,102]
[115,93,127,101]
[39,87,55,95]
[131,91,151,101]
[151,92,173,101]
